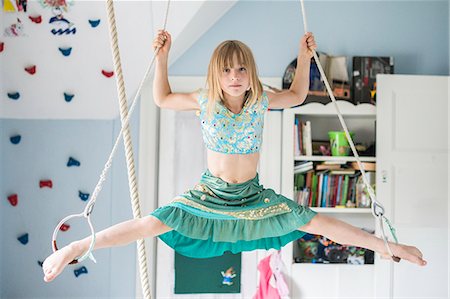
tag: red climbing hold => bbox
[0,42,4,53]
[7,194,18,206]
[25,65,36,75]
[101,70,114,78]
[60,223,70,231]
[39,180,53,188]
[29,15,42,24]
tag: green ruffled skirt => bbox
[151,170,317,258]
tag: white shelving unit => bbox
[281,100,377,298]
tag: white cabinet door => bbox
[376,74,449,299]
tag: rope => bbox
[105,1,171,298]
[299,0,400,262]
[52,2,171,299]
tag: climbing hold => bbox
[60,223,70,231]
[25,65,36,75]
[39,180,53,189]
[101,70,114,78]
[88,19,100,28]
[7,194,18,206]
[58,47,72,56]
[7,92,20,100]
[29,15,42,24]
[79,191,89,201]
[37,260,43,267]
[74,266,88,277]
[67,157,80,167]
[64,92,74,102]
[18,233,29,245]
[0,42,4,53]
[10,135,21,144]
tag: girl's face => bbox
[219,54,250,101]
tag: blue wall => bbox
[0,119,137,298]
[170,0,449,77]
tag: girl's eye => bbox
[223,68,230,73]
[239,67,246,72]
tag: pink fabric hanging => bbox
[254,251,290,299]
[270,251,289,297]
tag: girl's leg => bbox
[43,215,172,282]
[297,213,426,266]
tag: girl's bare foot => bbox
[42,242,83,282]
[380,242,427,266]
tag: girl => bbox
[42,30,426,282]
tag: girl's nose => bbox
[230,70,240,80]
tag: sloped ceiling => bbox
[0,0,237,119]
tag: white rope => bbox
[299,0,400,262]
[51,1,171,298]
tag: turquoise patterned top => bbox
[197,90,269,154]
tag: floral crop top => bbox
[197,90,269,154]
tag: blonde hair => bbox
[206,40,263,118]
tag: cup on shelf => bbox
[328,131,354,156]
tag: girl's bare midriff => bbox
[207,149,259,183]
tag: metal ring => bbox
[52,212,96,264]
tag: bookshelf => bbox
[281,100,377,298]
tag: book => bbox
[294,119,300,156]
[316,163,341,171]
[330,169,356,175]
[311,173,318,207]
[302,121,312,156]
[294,161,313,169]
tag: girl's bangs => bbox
[218,43,248,70]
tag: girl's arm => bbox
[299,213,427,266]
[70,216,170,255]
[267,32,316,109]
[152,30,199,111]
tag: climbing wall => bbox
[0,1,151,297]
[0,0,154,119]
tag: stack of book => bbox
[293,162,376,208]
[294,161,313,174]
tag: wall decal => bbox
[10,134,21,144]
[7,194,18,206]
[60,223,70,231]
[29,15,42,23]
[58,47,72,56]
[79,191,89,201]
[64,92,74,102]
[39,179,53,188]
[74,266,88,277]
[4,18,26,37]
[25,65,36,75]
[67,157,80,167]
[7,92,20,100]
[101,70,114,78]
[18,233,29,245]
[88,19,100,28]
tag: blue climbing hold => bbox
[64,92,74,102]
[18,233,29,245]
[10,135,21,144]
[74,266,88,277]
[79,191,89,201]
[88,19,100,28]
[38,260,43,267]
[67,157,80,167]
[7,92,20,100]
[58,47,72,56]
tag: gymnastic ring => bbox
[52,212,96,265]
